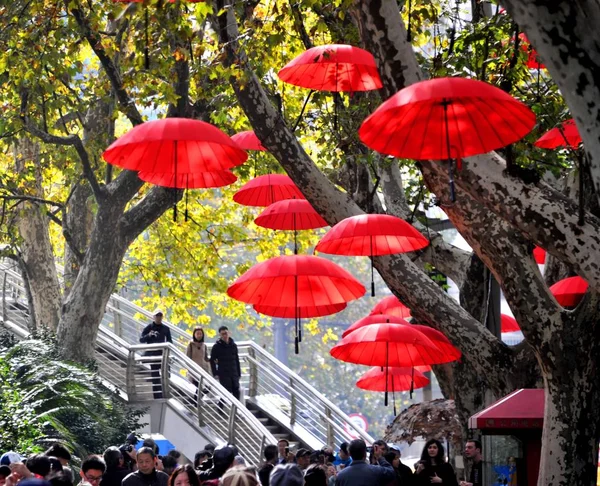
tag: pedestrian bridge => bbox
[0,260,372,464]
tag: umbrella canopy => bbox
[255,199,328,231]
[357,366,429,392]
[316,214,429,256]
[501,314,520,333]
[278,44,383,92]
[359,77,536,161]
[233,174,305,207]
[138,170,237,188]
[519,33,546,69]
[342,314,408,338]
[103,118,247,173]
[254,302,346,319]
[533,246,546,264]
[534,119,581,150]
[550,276,589,308]
[370,295,411,319]
[227,255,365,307]
[231,130,267,152]
[410,324,461,362]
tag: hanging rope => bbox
[370,235,375,297]
[184,174,189,222]
[173,141,178,221]
[292,90,315,132]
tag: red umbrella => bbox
[231,130,267,152]
[228,255,365,353]
[342,314,408,338]
[370,295,411,319]
[330,323,439,403]
[254,302,346,319]
[357,366,429,415]
[359,77,536,201]
[518,33,545,70]
[535,119,581,150]
[316,214,429,295]
[233,174,305,207]
[255,199,328,254]
[550,276,588,308]
[410,324,461,362]
[501,314,520,333]
[278,44,383,92]
[533,246,546,265]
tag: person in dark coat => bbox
[334,439,395,486]
[210,326,241,400]
[197,447,236,485]
[258,445,278,486]
[101,447,129,486]
[140,309,172,399]
[414,439,458,486]
[122,448,169,486]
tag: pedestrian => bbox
[79,456,106,486]
[332,443,351,470]
[45,445,72,482]
[460,440,482,486]
[258,445,278,486]
[388,445,413,485]
[276,440,289,465]
[210,326,241,400]
[140,309,173,399]
[169,465,200,486]
[221,466,259,486]
[334,439,394,486]
[123,448,169,486]
[269,464,303,486]
[414,439,458,486]
[294,449,311,471]
[194,451,212,471]
[186,327,211,377]
[162,456,178,477]
[304,464,327,486]
[197,446,236,486]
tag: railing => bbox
[0,259,374,450]
[0,261,276,465]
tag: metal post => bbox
[248,346,258,398]
[228,404,237,444]
[197,375,205,426]
[273,319,289,366]
[290,377,297,426]
[2,271,7,322]
[113,300,122,338]
[325,407,334,446]
[126,350,137,400]
[161,346,171,399]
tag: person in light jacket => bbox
[187,327,211,373]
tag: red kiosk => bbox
[469,389,544,485]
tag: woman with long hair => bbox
[186,327,211,373]
[169,465,201,486]
[414,439,458,486]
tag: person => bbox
[79,456,106,486]
[161,456,178,477]
[332,443,351,470]
[123,448,169,486]
[304,464,327,486]
[102,447,130,486]
[194,451,211,471]
[219,467,259,486]
[140,309,173,399]
[197,446,236,485]
[187,327,211,373]
[258,445,278,486]
[210,326,241,400]
[120,433,139,471]
[269,464,303,486]
[369,441,388,465]
[45,445,72,483]
[388,445,413,485]
[167,450,182,464]
[170,465,200,486]
[460,440,482,486]
[0,466,10,486]
[414,439,458,486]
[276,440,289,465]
[294,449,311,471]
[334,439,395,486]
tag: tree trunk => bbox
[13,137,62,331]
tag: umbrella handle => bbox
[295,336,299,355]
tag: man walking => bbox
[335,439,395,486]
[123,448,169,486]
[210,326,241,400]
[140,309,172,399]
[460,439,483,486]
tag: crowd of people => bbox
[0,436,482,486]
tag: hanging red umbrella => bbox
[231,130,267,152]
[331,323,439,403]
[228,255,365,353]
[501,314,520,333]
[370,295,412,319]
[233,174,305,207]
[550,276,588,308]
[410,324,461,362]
[254,302,346,319]
[278,44,383,92]
[357,366,429,415]
[533,246,546,264]
[255,199,328,254]
[342,314,408,338]
[518,33,546,70]
[359,77,536,201]
[316,214,429,295]
[535,119,581,150]
[535,119,585,225]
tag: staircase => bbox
[0,260,373,462]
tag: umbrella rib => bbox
[456,98,488,156]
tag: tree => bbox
[0,1,599,484]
